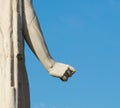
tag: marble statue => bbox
[0,0,76,108]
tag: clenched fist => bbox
[48,63,76,81]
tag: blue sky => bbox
[25,0,120,108]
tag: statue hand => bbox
[48,62,76,81]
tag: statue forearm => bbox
[23,17,76,81]
[23,17,55,71]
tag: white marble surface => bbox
[0,0,76,108]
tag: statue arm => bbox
[22,0,76,81]
[22,1,55,70]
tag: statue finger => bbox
[60,73,69,81]
[66,69,73,77]
[68,65,76,73]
